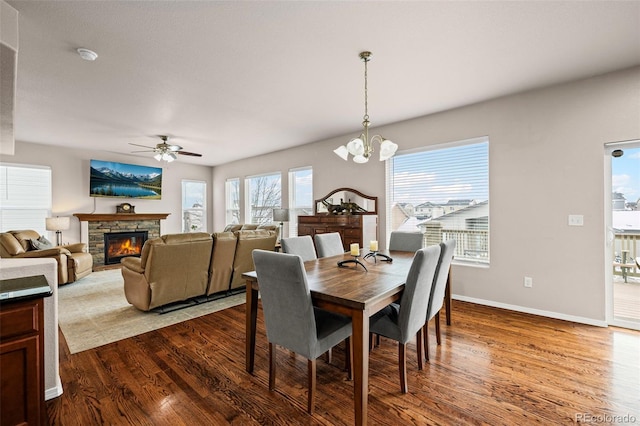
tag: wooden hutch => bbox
[297,188,378,251]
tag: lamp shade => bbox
[334,145,349,161]
[272,208,289,222]
[45,216,70,231]
[379,139,398,161]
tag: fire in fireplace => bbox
[104,231,148,265]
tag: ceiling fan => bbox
[129,135,202,162]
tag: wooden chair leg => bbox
[399,342,408,394]
[269,343,276,390]
[307,359,316,414]
[345,337,352,380]
[416,328,424,371]
[435,311,441,345]
[423,323,430,362]
[369,333,381,350]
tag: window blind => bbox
[288,166,313,237]
[245,172,281,225]
[0,164,52,234]
[386,137,490,262]
[225,178,240,225]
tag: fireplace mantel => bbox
[74,213,170,222]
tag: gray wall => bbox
[212,66,640,324]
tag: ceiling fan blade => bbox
[130,149,156,153]
[177,151,203,157]
[129,142,155,149]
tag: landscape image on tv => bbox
[90,160,162,199]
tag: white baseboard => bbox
[453,294,608,328]
[45,376,63,401]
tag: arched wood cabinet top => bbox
[314,188,378,215]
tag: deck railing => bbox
[613,232,639,280]
[419,228,639,272]
[420,225,489,263]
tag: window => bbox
[288,167,313,237]
[181,180,206,232]
[0,163,52,234]
[245,172,281,225]
[225,178,240,225]
[386,137,489,263]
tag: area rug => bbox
[58,269,245,354]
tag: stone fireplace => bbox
[73,213,170,269]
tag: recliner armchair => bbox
[121,232,213,311]
[0,229,93,285]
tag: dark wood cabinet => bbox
[298,215,378,251]
[0,297,46,426]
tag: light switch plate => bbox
[568,214,584,226]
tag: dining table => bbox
[242,250,452,426]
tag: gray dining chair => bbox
[314,232,345,258]
[280,235,317,261]
[389,231,424,252]
[252,249,352,414]
[423,239,456,361]
[369,244,441,393]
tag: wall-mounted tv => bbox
[90,160,162,199]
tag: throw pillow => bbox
[30,235,54,250]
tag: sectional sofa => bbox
[121,227,277,311]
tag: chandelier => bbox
[334,51,398,163]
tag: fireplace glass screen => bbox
[104,231,148,265]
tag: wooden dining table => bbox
[242,250,452,426]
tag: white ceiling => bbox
[6,1,640,166]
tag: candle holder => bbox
[338,254,368,271]
[363,251,393,263]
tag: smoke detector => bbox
[77,48,98,61]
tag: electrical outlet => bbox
[524,276,533,288]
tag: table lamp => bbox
[45,216,70,246]
[272,208,289,241]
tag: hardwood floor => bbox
[47,300,640,425]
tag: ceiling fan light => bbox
[334,145,349,161]
[353,154,368,164]
[154,153,163,161]
[379,140,398,161]
[160,152,176,162]
[347,138,365,156]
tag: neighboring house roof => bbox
[393,203,413,219]
[417,200,489,226]
[415,201,437,208]
[444,199,475,206]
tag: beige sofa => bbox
[121,229,277,311]
[0,230,93,285]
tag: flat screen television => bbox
[90,159,162,199]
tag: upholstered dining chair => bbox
[369,244,441,393]
[280,235,317,262]
[423,239,457,361]
[389,231,424,252]
[252,249,353,414]
[314,232,345,258]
